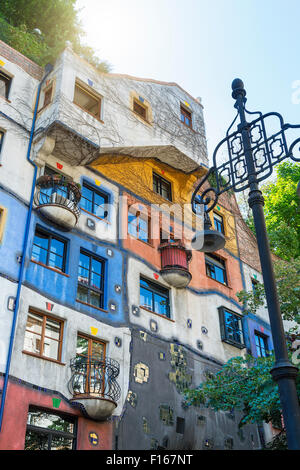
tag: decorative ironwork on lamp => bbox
[191,78,300,449]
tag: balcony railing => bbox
[159,241,192,288]
[34,175,81,229]
[68,356,121,420]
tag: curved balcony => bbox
[68,356,121,421]
[159,242,192,288]
[34,175,81,230]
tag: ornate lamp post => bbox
[192,79,300,449]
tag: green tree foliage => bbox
[237,257,300,332]
[184,353,300,448]
[262,161,300,260]
[0,0,110,71]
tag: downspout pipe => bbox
[0,63,53,431]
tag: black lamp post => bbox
[192,79,300,449]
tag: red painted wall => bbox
[0,378,113,450]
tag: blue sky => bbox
[77,0,300,163]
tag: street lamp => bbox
[191,78,300,449]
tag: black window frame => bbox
[205,253,228,285]
[254,330,269,357]
[31,227,68,273]
[218,306,245,349]
[80,181,109,220]
[153,172,172,201]
[0,71,12,100]
[25,406,77,450]
[139,276,171,318]
[77,249,105,309]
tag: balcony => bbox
[34,174,81,230]
[159,242,192,288]
[68,356,121,421]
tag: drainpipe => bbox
[0,63,53,431]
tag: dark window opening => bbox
[153,173,172,201]
[133,99,147,120]
[0,71,11,100]
[140,276,170,318]
[77,250,105,309]
[176,417,185,434]
[43,85,53,108]
[218,307,245,348]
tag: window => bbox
[0,130,4,154]
[39,166,71,203]
[254,331,269,357]
[128,208,150,243]
[31,228,67,273]
[251,278,259,294]
[25,407,76,450]
[213,212,225,234]
[133,99,147,120]
[0,206,7,243]
[23,310,64,361]
[77,250,105,309]
[73,81,101,119]
[75,334,106,395]
[0,71,11,100]
[218,307,245,348]
[180,104,192,128]
[153,173,172,201]
[205,254,227,285]
[140,277,170,318]
[43,83,53,108]
[80,182,108,219]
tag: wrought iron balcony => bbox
[159,241,192,288]
[34,174,81,230]
[68,356,121,421]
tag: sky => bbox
[76,0,300,163]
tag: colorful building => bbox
[0,40,278,450]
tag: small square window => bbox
[140,277,170,318]
[80,182,108,219]
[205,254,227,285]
[23,310,64,361]
[73,81,101,119]
[31,227,67,273]
[0,71,12,100]
[218,307,245,348]
[180,105,192,128]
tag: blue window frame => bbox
[213,212,224,234]
[205,254,227,285]
[40,166,70,204]
[31,228,67,273]
[80,182,108,219]
[140,277,170,318]
[0,131,4,154]
[254,331,269,357]
[77,250,105,309]
[218,307,245,348]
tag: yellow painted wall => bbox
[90,155,238,255]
